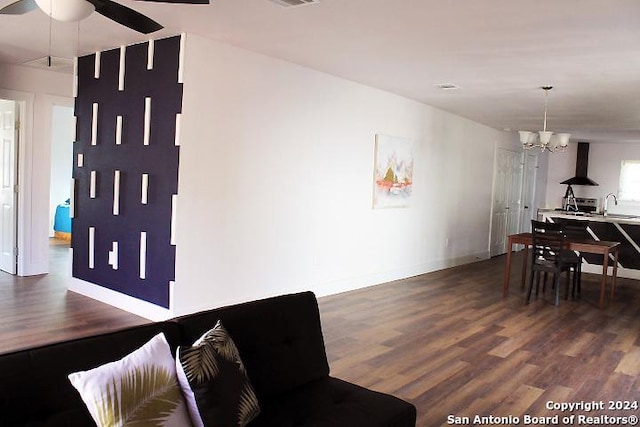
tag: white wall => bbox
[0,64,73,275]
[173,34,510,315]
[545,142,640,215]
[0,40,531,319]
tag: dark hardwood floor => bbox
[0,240,148,353]
[2,243,640,426]
[320,255,640,426]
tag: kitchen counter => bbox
[540,210,640,224]
[539,210,640,280]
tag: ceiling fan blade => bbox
[87,0,163,34]
[133,0,209,4]
[0,0,38,15]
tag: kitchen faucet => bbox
[603,193,618,216]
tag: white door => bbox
[519,153,538,233]
[490,148,523,256]
[0,100,18,274]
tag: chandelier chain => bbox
[47,0,52,67]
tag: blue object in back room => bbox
[54,199,72,240]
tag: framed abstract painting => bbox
[373,134,414,208]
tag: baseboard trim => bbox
[68,277,172,321]
[68,250,490,320]
[582,264,640,281]
[314,251,491,298]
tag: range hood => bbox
[560,142,599,186]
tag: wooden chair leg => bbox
[576,258,582,297]
[526,270,536,304]
[554,274,561,306]
[537,272,545,296]
[572,260,582,299]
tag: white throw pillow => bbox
[68,332,192,427]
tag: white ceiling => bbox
[2,0,640,144]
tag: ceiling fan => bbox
[0,0,208,34]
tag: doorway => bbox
[490,149,539,257]
[46,99,74,279]
[0,90,74,277]
[490,148,523,257]
[519,152,538,233]
[49,105,74,247]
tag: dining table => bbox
[503,232,620,308]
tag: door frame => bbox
[33,94,75,276]
[0,89,33,275]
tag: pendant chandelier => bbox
[518,86,570,153]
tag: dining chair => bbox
[562,221,589,298]
[526,220,580,305]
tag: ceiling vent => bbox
[23,56,74,74]
[435,83,461,90]
[268,0,318,7]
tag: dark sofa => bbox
[0,291,416,426]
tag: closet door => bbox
[0,99,17,274]
[490,148,523,256]
[519,152,538,233]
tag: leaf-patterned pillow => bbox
[68,332,193,427]
[176,320,260,427]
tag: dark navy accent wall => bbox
[72,36,182,308]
